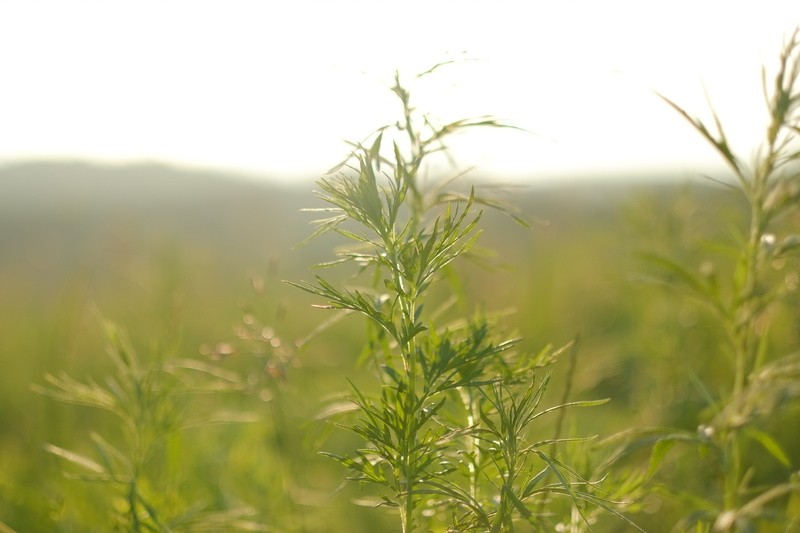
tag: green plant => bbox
[34,320,264,532]
[633,29,800,531]
[289,69,638,532]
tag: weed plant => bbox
[624,30,800,531]
[34,320,265,531]
[289,70,638,532]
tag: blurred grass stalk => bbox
[651,28,800,531]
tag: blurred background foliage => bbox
[1,161,797,531]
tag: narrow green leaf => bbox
[45,443,106,475]
[745,427,792,467]
[657,92,747,187]
[0,521,20,533]
[532,398,610,420]
[532,449,588,523]
[89,432,128,474]
[521,466,551,498]
[504,485,532,519]
[335,228,377,245]
[370,131,383,170]
[382,365,403,387]
[647,439,678,480]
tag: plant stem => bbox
[725,75,780,510]
[382,188,420,532]
[459,387,480,501]
[129,480,141,533]
[401,296,418,533]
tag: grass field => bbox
[3,34,800,531]
[2,160,797,531]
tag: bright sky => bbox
[2,1,799,183]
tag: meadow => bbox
[2,35,800,532]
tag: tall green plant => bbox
[636,29,800,531]
[290,70,638,532]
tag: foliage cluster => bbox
[3,29,799,533]
[287,71,634,532]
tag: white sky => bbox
[1,1,799,183]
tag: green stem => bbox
[270,386,308,533]
[727,120,775,510]
[725,432,743,510]
[401,296,418,533]
[733,214,761,397]
[459,387,480,501]
[494,456,517,533]
[129,480,141,532]
[385,222,420,532]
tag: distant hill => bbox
[0,159,724,265]
[0,160,311,214]
[0,161,324,279]
[0,159,711,211]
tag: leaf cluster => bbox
[290,70,633,531]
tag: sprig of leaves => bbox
[638,28,800,531]
[290,69,634,532]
